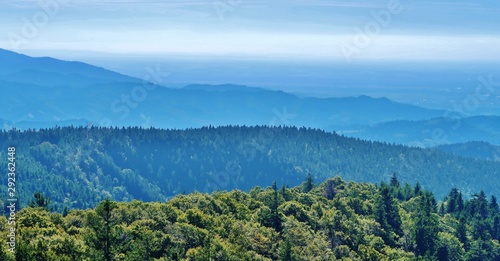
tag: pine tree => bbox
[28,192,52,211]
[279,237,295,261]
[414,194,439,257]
[302,173,314,193]
[446,188,460,214]
[437,245,449,261]
[490,196,499,214]
[88,199,118,261]
[414,182,422,195]
[456,217,468,250]
[492,215,500,240]
[375,184,403,246]
[281,185,291,201]
[271,181,283,232]
[62,206,70,217]
[476,191,489,219]
[323,179,337,200]
[390,173,400,188]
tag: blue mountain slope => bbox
[1,49,448,130]
[0,48,140,86]
[344,116,500,146]
[436,141,500,161]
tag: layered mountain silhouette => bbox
[0,48,139,86]
[436,141,500,161]
[2,48,498,158]
[343,116,500,146]
[1,48,446,130]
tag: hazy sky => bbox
[1,0,500,61]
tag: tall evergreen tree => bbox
[279,237,295,261]
[302,173,314,193]
[457,192,464,212]
[414,182,422,195]
[446,188,459,214]
[437,245,449,261]
[88,199,118,261]
[414,194,439,257]
[271,181,282,232]
[28,192,52,211]
[456,216,469,250]
[491,215,500,240]
[323,179,337,200]
[281,185,291,201]
[490,196,499,214]
[375,184,403,246]
[390,173,400,188]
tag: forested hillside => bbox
[1,177,499,260]
[436,141,500,161]
[1,126,499,211]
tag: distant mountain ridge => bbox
[0,49,448,131]
[436,141,500,161]
[343,116,500,147]
[3,49,498,147]
[0,48,139,86]
[183,83,270,92]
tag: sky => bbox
[1,0,500,61]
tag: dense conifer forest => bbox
[0,126,499,211]
[1,176,499,260]
[1,126,499,260]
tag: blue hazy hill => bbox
[436,141,500,161]
[0,49,448,131]
[0,48,140,87]
[343,116,500,147]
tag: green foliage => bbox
[2,176,500,260]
